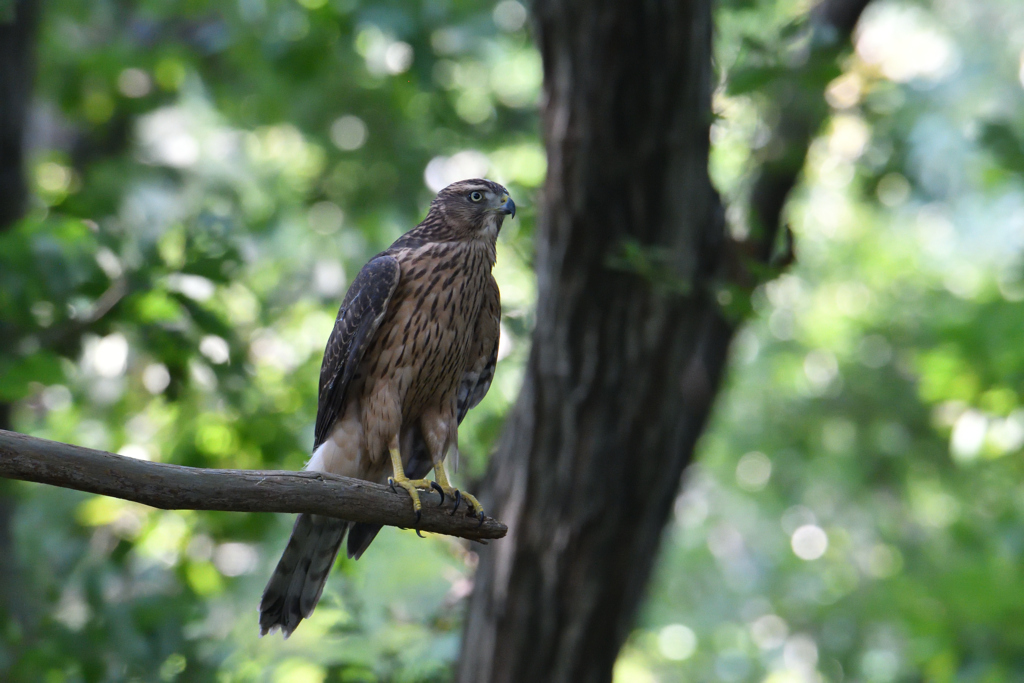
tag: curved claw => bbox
[476,510,485,527]
[415,510,424,538]
[431,480,445,506]
[449,489,462,515]
[388,478,396,494]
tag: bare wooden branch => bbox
[0,429,506,541]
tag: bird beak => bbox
[498,195,516,218]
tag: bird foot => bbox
[429,482,485,525]
[387,476,434,537]
[460,490,486,526]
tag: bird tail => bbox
[258,513,348,638]
[346,522,382,560]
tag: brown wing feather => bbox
[261,259,398,638]
[457,274,500,424]
[314,255,400,450]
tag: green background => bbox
[2,0,1024,681]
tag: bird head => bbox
[430,179,515,242]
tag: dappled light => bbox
[614,0,1024,681]
[2,0,540,678]
[1,0,1023,680]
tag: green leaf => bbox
[0,351,64,401]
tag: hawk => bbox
[259,179,514,637]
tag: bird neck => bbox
[398,217,498,269]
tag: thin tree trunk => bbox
[457,1,731,681]
[0,0,42,639]
[0,0,40,229]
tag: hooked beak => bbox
[498,195,516,218]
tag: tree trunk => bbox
[457,1,733,681]
[0,0,42,637]
[456,0,874,678]
[0,0,40,230]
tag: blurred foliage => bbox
[1,0,539,680]
[620,1,1024,682]
[4,0,1024,681]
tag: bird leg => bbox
[386,445,433,536]
[431,459,486,526]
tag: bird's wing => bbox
[313,255,400,450]
[457,274,500,424]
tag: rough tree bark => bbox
[458,1,726,681]
[457,0,872,681]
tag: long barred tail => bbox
[260,431,436,636]
[258,513,349,638]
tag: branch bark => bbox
[0,430,506,542]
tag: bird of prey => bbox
[259,179,515,637]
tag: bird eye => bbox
[469,191,483,202]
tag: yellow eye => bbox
[469,191,483,202]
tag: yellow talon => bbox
[432,459,486,525]
[388,476,434,512]
[387,448,433,533]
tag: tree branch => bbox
[0,429,507,542]
[743,0,872,265]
